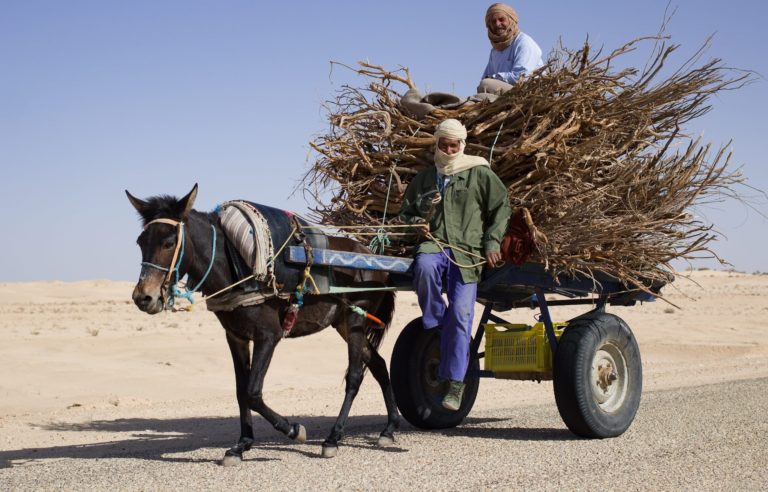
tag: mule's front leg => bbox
[222,332,256,467]
[246,332,307,443]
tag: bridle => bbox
[140,217,217,310]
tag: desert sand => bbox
[1,270,767,490]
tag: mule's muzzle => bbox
[132,282,166,314]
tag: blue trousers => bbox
[413,250,478,381]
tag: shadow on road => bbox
[0,414,572,468]
[440,418,576,441]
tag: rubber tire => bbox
[553,312,642,438]
[390,317,480,429]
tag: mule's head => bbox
[126,184,198,314]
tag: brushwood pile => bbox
[302,37,750,290]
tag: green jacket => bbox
[398,165,511,283]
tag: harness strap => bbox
[281,216,320,338]
[141,218,218,311]
[291,216,319,298]
[143,218,181,230]
[143,219,185,286]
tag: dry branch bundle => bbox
[302,37,752,289]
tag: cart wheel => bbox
[390,317,480,429]
[553,312,642,438]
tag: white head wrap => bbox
[434,119,489,176]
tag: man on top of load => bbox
[478,3,544,95]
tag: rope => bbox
[170,225,217,308]
[347,304,385,328]
[297,265,321,300]
[166,224,186,308]
[139,221,220,311]
[301,223,415,230]
[345,231,410,236]
[489,120,505,166]
[204,225,297,301]
[425,231,488,269]
[140,261,169,272]
[369,165,396,254]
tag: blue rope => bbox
[189,225,217,293]
[140,261,169,272]
[139,223,217,308]
[171,225,217,305]
[369,166,395,254]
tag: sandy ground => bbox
[1,270,767,490]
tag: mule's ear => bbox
[126,190,151,220]
[178,183,198,219]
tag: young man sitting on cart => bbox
[398,118,511,411]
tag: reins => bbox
[139,208,490,317]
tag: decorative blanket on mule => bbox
[210,201,329,311]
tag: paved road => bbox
[2,378,766,491]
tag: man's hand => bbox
[485,250,503,268]
[412,218,430,239]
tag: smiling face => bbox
[488,12,511,36]
[438,137,462,156]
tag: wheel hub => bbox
[596,361,617,392]
[590,343,628,413]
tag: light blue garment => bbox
[481,31,543,85]
[436,171,451,194]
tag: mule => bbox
[126,184,399,465]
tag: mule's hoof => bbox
[377,435,395,447]
[221,454,242,467]
[293,424,307,444]
[321,445,338,458]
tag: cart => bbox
[287,246,663,438]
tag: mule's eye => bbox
[163,237,176,249]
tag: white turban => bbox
[435,118,468,141]
[433,119,489,176]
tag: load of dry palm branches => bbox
[301,36,753,289]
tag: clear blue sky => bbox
[1,1,766,281]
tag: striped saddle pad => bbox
[219,201,275,283]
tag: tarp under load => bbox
[301,36,752,291]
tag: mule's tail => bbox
[365,291,396,353]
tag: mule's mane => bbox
[137,194,219,226]
[136,195,185,225]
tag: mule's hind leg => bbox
[366,347,400,447]
[322,324,367,458]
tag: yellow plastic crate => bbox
[484,322,568,377]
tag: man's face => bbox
[489,13,511,35]
[438,137,462,155]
